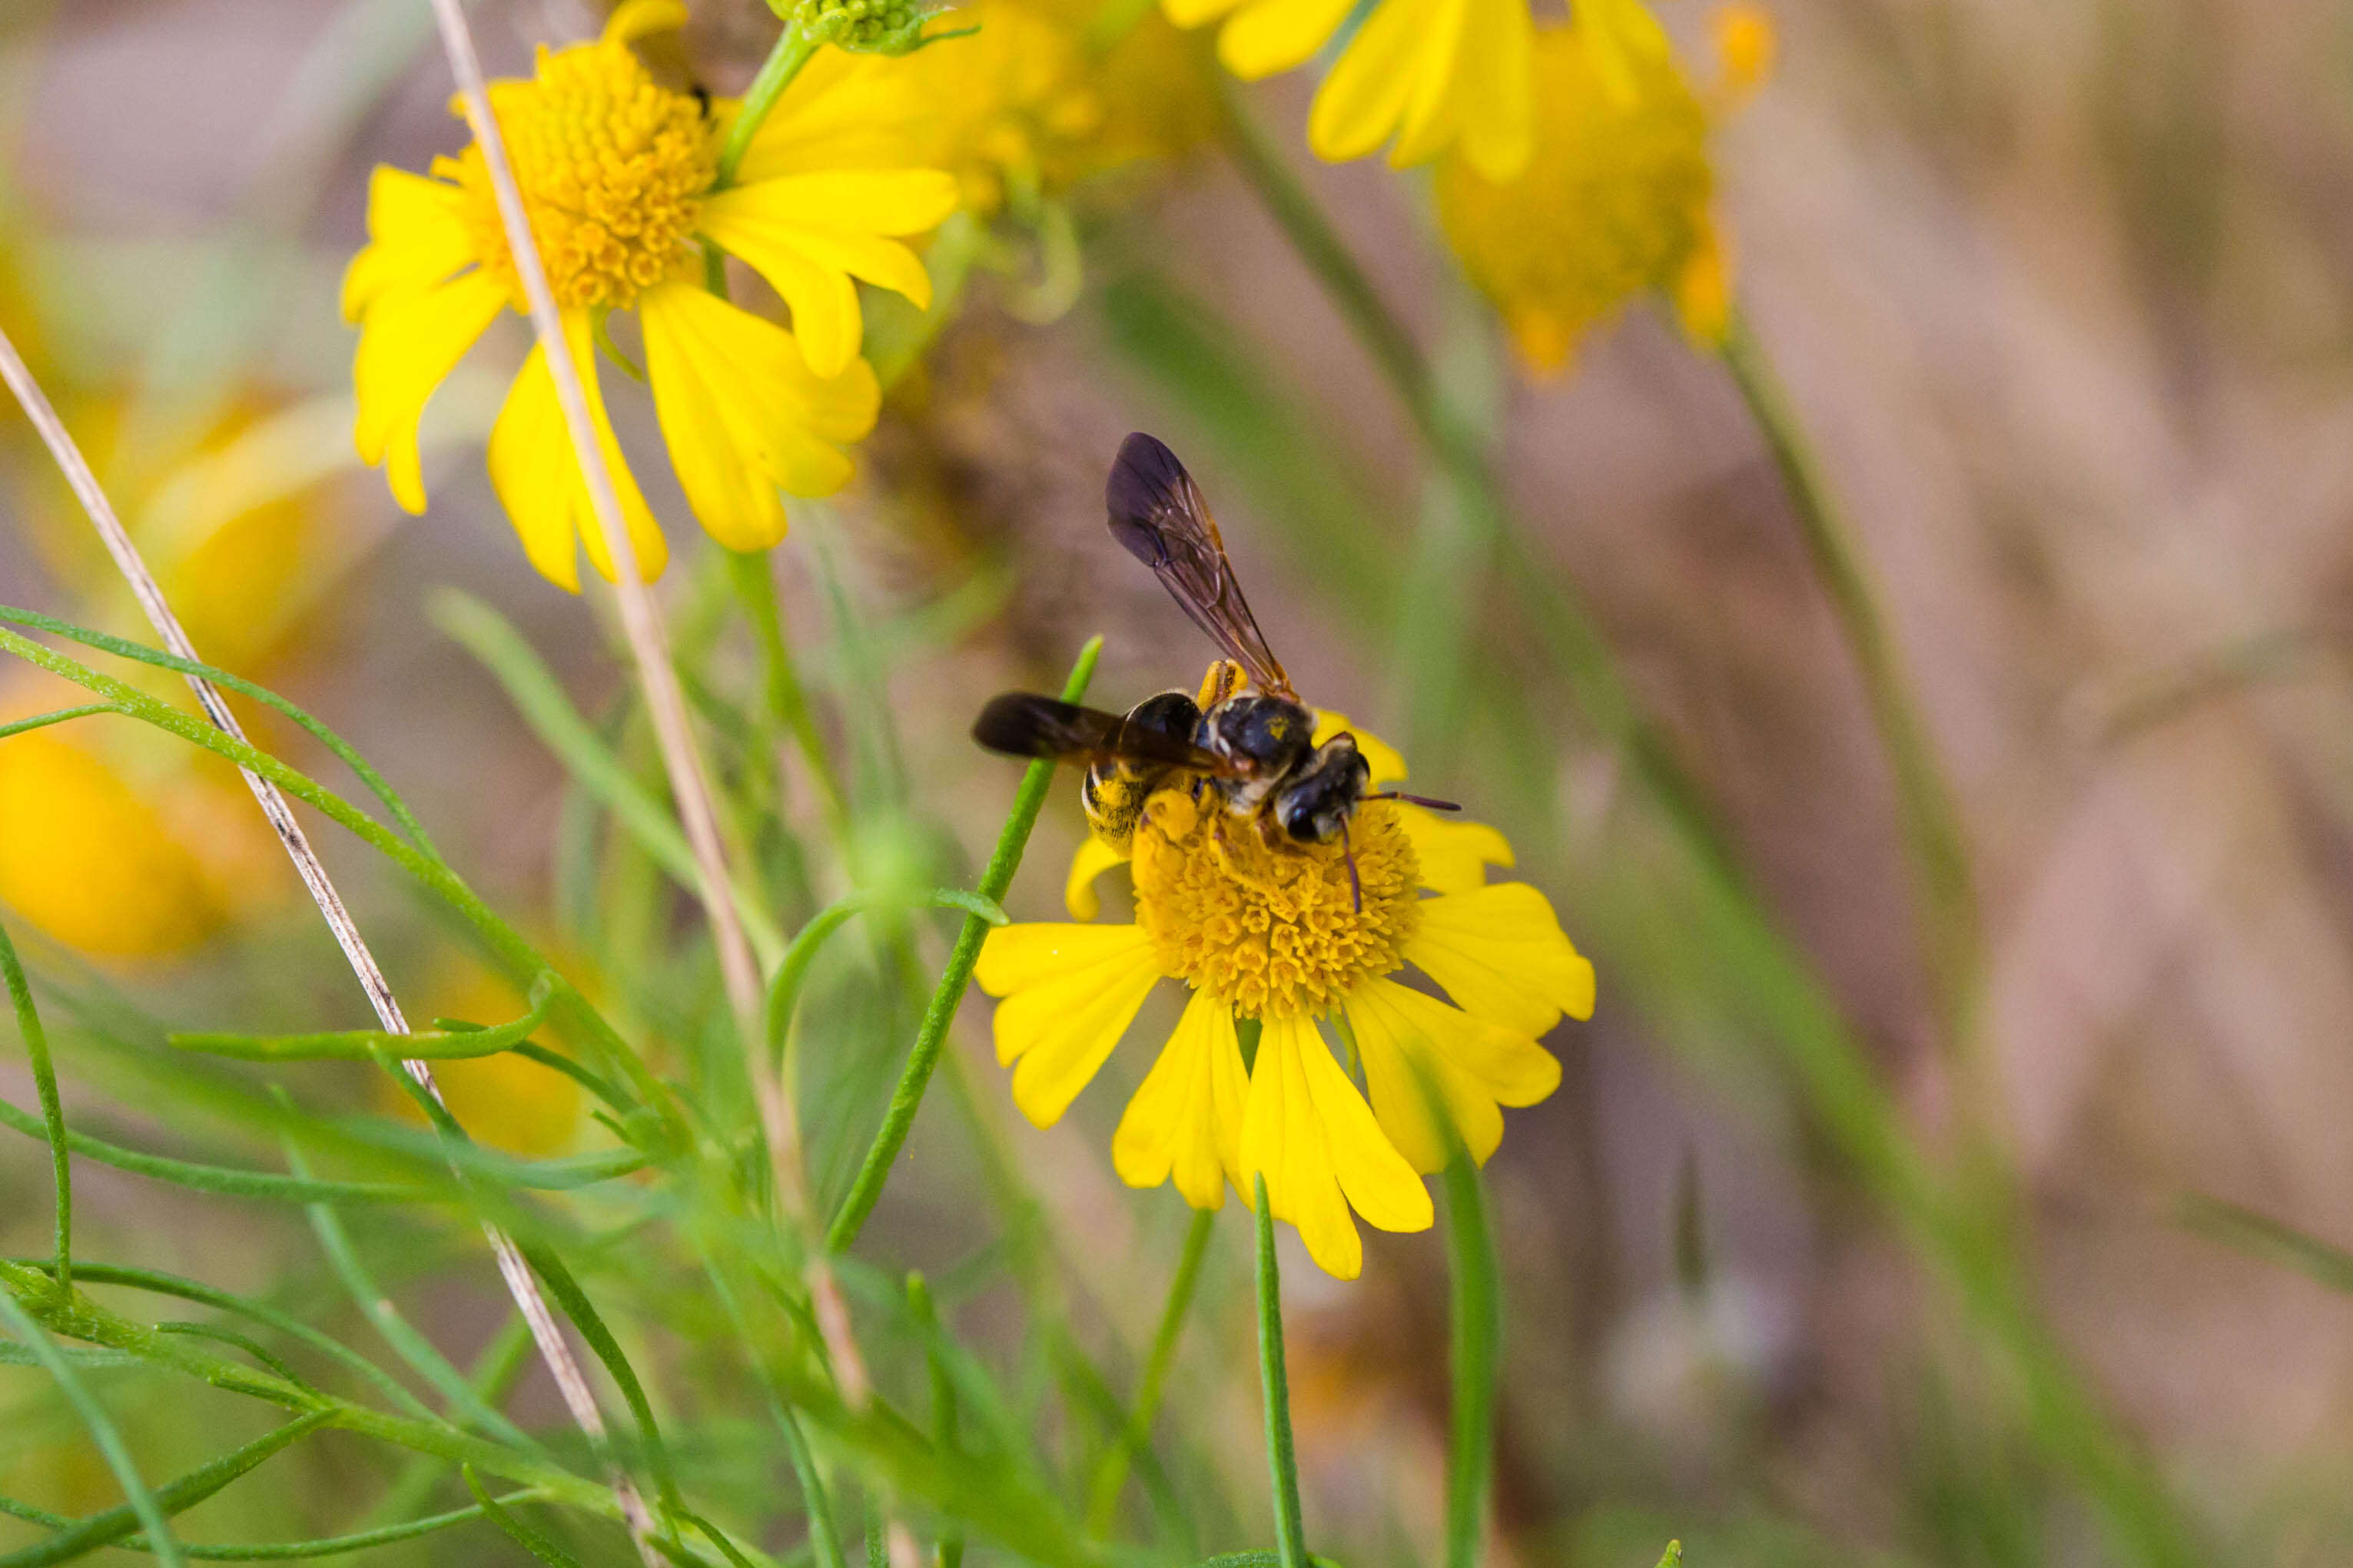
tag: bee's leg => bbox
[1340,814,1362,913]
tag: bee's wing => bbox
[1105,433,1295,701]
[973,693,1234,774]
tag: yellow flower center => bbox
[452,38,715,312]
[1131,788,1421,1021]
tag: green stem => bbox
[1717,313,1980,1039]
[825,636,1103,1253]
[1440,1160,1498,1568]
[714,27,821,189]
[1250,1176,1307,1568]
[1084,1207,1215,1537]
[728,549,853,847]
[0,919,69,1291]
[906,1275,964,1568]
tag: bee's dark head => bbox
[1202,694,1314,778]
[1274,734,1371,843]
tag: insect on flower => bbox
[971,436,1594,1279]
[974,433,1458,906]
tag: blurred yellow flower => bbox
[1435,3,1770,375]
[343,0,957,589]
[817,0,1213,215]
[1165,0,1534,179]
[977,701,1590,1280]
[378,962,586,1159]
[0,685,279,960]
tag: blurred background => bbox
[7,0,2353,1564]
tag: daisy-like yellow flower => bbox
[976,697,1593,1280]
[1435,2,1771,376]
[343,0,958,589]
[1164,0,1534,180]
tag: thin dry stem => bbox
[0,320,662,1557]
[422,0,868,1407]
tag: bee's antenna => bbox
[1364,791,1462,812]
[1341,815,1362,914]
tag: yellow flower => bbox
[976,698,1592,1280]
[1435,2,1769,375]
[0,681,280,960]
[343,0,958,589]
[378,960,586,1159]
[1164,0,1534,180]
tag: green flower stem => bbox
[715,26,821,189]
[728,549,852,847]
[1085,1205,1216,1537]
[825,635,1103,1254]
[1440,1159,1498,1568]
[0,919,69,1291]
[1250,1175,1308,1568]
[1717,313,1981,1042]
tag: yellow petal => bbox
[351,266,505,515]
[1065,835,1130,921]
[602,0,687,45]
[1311,710,1407,787]
[1405,883,1595,1036]
[487,312,668,592]
[696,209,864,379]
[1345,976,1558,1172]
[974,923,1163,1125]
[1399,804,1513,893]
[1216,0,1358,80]
[341,166,472,323]
[711,170,961,237]
[641,282,878,552]
[1432,0,1532,179]
[1240,1013,1432,1281]
[732,51,941,183]
[1306,0,1428,164]
[1113,990,1247,1209]
[1163,0,1244,29]
[1672,217,1734,348]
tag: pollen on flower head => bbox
[450,34,715,312]
[1131,789,1421,1020]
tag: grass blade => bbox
[463,1467,587,1568]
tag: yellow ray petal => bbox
[1399,804,1513,893]
[1066,835,1130,920]
[1241,1013,1431,1280]
[641,282,878,552]
[710,170,961,238]
[1114,990,1247,1208]
[1405,883,1595,1036]
[1345,975,1558,1171]
[974,923,1163,1125]
[1446,0,1535,179]
[351,266,505,515]
[1306,0,1428,164]
[341,166,473,323]
[1216,0,1358,80]
[1163,0,1245,29]
[487,311,667,592]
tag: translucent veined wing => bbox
[972,693,1235,774]
[1104,433,1295,700]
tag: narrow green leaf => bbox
[825,636,1100,1253]
[0,704,117,742]
[0,919,71,1289]
[0,1411,332,1568]
[171,979,553,1062]
[0,1289,188,1568]
[517,1242,679,1510]
[1085,1207,1214,1536]
[1654,1543,1684,1568]
[0,1098,421,1205]
[463,1467,586,1568]
[2180,1194,2353,1295]
[764,888,1007,1069]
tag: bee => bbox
[973,433,1455,906]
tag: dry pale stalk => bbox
[0,324,662,1558]
[422,0,869,1404]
